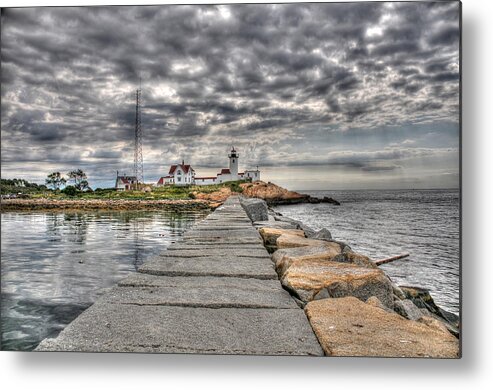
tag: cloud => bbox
[1,2,460,189]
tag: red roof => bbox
[169,164,192,175]
[157,176,174,185]
[219,168,230,175]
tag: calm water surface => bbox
[274,189,460,316]
[1,210,208,351]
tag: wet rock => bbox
[239,198,268,222]
[399,286,459,327]
[309,228,332,241]
[297,223,317,237]
[305,297,459,358]
[321,196,341,206]
[280,260,394,308]
[392,284,407,300]
[394,299,424,321]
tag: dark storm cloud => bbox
[1,2,460,187]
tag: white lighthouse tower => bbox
[228,146,239,179]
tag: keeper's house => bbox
[156,161,195,186]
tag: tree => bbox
[45,172,66,190]
[68,169,88,191]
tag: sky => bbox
[1,1,460,190]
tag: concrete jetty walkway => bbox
[36,196,323,355]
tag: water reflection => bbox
[1,210,207,351]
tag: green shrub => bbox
[61,185,78,196]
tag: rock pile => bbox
[246,197,460,358]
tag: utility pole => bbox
[133,82,144,187]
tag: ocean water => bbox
[273,189,460,316]
[0,210,208,351]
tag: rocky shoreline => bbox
[0,181,340,212]
[0,198,215,212]
[240,181,340,205]
[240,197,460,357]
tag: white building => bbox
[115,172,138,191]
[157,160,195,186]
[156,147,260,187]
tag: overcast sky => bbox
[1,2,460,190]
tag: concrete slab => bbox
[166,244,264,251]
[185,228,259,235]
[99,284,298,309]
[160,248,270,259]
[192,225,253,230]
[182,237,264,245]
[184,230,259,238]
[118,274,285,290]
[36,304,323,355]
[138,256,278,279]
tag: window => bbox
[177,177,181,182]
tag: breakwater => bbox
[35,196,323,355]
[245,198,459,357]
[35,195,459,357]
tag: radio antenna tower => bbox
[133,81,144,187]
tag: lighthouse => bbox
[228,146,239,179]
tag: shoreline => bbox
[0,198,218,213]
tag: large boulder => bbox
[239,197,268,222]
[272,245,345,276]
[258,227,305,248]
[305,297,459,358]
[276,234,336,249]
[280,259,394,308]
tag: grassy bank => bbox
[1,180,246,201]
